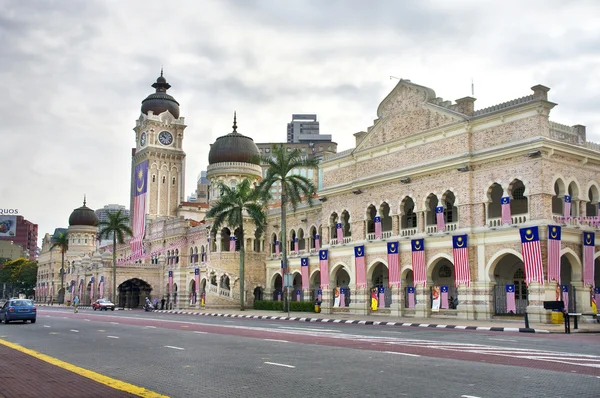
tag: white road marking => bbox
[194,331,207,334]
[488,338,517,342]
[264,361,295,368]
[84,319,90,322]
[145,326,156,328]
[43,325,51,328]
[263,339,288,343]
[107,336,119,339]
[461,395,482,398]
[110,322,119,325]
[164,345,185,350]
[384,351,421,357]
[277,326,338,332]
[70,330,79,333]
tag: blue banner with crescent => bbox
[411,238,424,252]
[583,232,595,246]
[452,235,468,249]
[135,160,148,196]
[519,226,540,243]
[354,245,365,257]
[387,241,399,254]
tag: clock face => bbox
[158,131,173,146]
[140,132,146,147]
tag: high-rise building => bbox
[95,204,130,241]
[0,216,38,260]
[187,171,210,203]
[286,114,332,144]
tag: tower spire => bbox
[161,66,163,77]
[83,194,87,206]
[232,111,238,133]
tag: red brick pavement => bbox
[0,344,137,398]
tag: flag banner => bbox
[336,223,343,242]
[547,225,562,283]
[301,257,309,289]
[378,286,385,308]
[296,290,301,302]
[593,287,599,315]
[168,270,173,296]
[333,287,340,307]
[561,285,569,312]
[99,276,104,299]
[314,235,320,251]
[340,288,346,308]
[319,250,330,288]
[583,232,595,286]
[277,290,282,301]
[452,235,470,287]
[294,238,299,254]
[90,277,95,302]
[281,260,285,284]
[387,242,400,287]
[275,240,280,256]
[354,245,367,288]
[501,196,511,225]
[371,288,378,311]
[436,206,445,231]
[563,195,571,217]
[519,227,544,285]
[131,160,148,256]
[374,216,382,239]
[441,285,449,309]
[194,268,200,298]
[432,286,440,312]
[407,286,415,308]
[79,280,83,301]
[411,239,426,287]
[317,289,322,302]
[506,284,516,313]
[229,236,236,252]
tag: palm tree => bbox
[258,144,319,309]
[206,178,267,310]
[50,232,69,304]
[98,210,132,304]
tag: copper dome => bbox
[140,70,180,119]
[68,199,99,227]
[208,113,260,165]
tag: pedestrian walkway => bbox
[0,340,155,398]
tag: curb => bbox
[151,310,551,334]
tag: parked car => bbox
[92,299,115,311]
[0,299,36,324]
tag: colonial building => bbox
[36,76,600,323]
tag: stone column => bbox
[525,281,547,323]
[390,285,402,317]
[414,284,428,318]
[457,284,474,320]
[417,212,425,233]
[321,288,331,314]
[350,286,368,315]
[391,215,399,237]
[472,281,493,320]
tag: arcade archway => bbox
[118,278,152,309]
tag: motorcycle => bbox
[143,303,154,312]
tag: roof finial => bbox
[232,111,238,133]
[160,66,163,77]
[83,194,87,206]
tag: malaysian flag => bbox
[339,288,345,308]
[441,285,449,309]
[336,223,343,243]
[99,276,104,299]
[296,290,301,302]
[547,225,562,283]
[506,284,516,313]
[583,232,595,286]
[131,160,148,256]
[168,270,173,298]
[387,242,400,288]
[319,249,330,288]
[452,235,470,287]
[378,286,385,308]
[562,285,569,312]
[317,289,322,302]
[194,268,200,301]
[354,245,367,288]
[79,279,83,302]
[520,227,544,285]
[314,234,320,251]
[501,196,511,225]
[407,286,415,308]
[294,237,299,254]
[436,206,445,231]
[411,239,426,287]
[90,277,95,302]
[300,257,309,289]
[275,240,280,256]
[563,195,571,216]
[229,236,236,252]
[374,216,382,239]
[71,280,76,301]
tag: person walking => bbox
[73,295,80,313]
[153,297,159,310]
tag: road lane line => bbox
[0,339,167,398]
[164,345,185,350]
[43,325,51,328]
[110,322,119,325]
[194,331,207,334]
[277,326,338,332]
[70,330,79,333]
[384,351,421,357]
[263,339,288,343]
[264,361,295,368]
[461,395,482,398]
[107,336,119,339]
[489,338,517,342]
[145,326,157,328]
[84,319,90,322]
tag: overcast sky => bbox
[2,0,599,246]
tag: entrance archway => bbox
[310,270,321,301]
[370,262,390,308]
[292,273,303,301]
[273,274,283,301]
[253,286,263,301]
[189,279,197,304]
[430,258,458,309]
[57,288,65,304]
[118,278,152,309]
[491,253,527,314]
[332,266,351,307]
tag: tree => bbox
[206,178,267,310]
[258,145,319,309]
[0,258,38,298]
[98,210,132,303]
[50,231,69,303]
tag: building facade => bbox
[286,114,332,144]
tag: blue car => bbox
[0,299,37,324]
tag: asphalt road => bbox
[0,308,598,398]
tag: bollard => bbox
[524,312,530,329]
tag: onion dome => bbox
[208,113,260,165]
[140,69,180,119]
[68,197,99,227]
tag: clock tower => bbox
[131,70,187,220]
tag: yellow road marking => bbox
[49,332,58,335]
[0,339,168,398]
[98,330,106,332]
